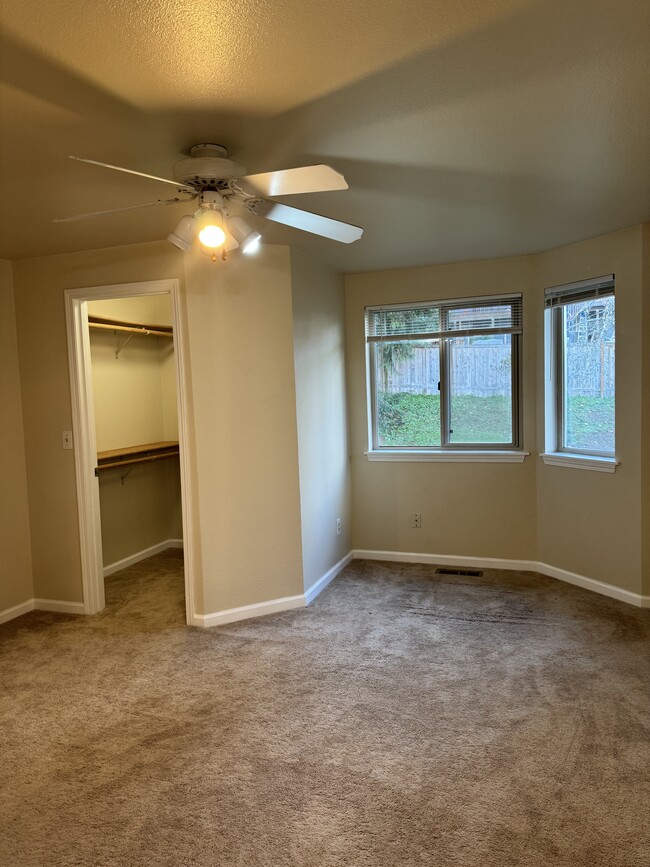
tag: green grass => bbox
[378,393,441,446]
[377,392,614,448]
[377,393,510,445]
[565,396,615,451]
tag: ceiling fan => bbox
[55,144,364,259]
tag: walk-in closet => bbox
[88,294,183,601]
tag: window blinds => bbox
[544,274,614,308]
[365,294,522,342]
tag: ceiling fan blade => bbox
[239,165,348,197]
[53,195,196,223]
[69,156,196,193]
[257,201,363,244]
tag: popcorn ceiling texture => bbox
[0,0,523,111]
[1,550,649,866]
[0,0,647,268]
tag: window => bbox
[365,294,522,451]
[544,275,615,459]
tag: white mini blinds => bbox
[544,274,614,308]
[365,294,523,342]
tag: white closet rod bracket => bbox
[115,332,135,359]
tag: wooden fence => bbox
[384,344,614,398]
[566,344,614,398]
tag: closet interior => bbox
[88,294,183,581]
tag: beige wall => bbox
[87,294,173,327]
[0,260,33,611]
[89,294,181,567]
[12,242,186,603]
[643,224,650,597]
[346,226,648,598]
[182,245,304,613]
[89,294,178,448]
[90,333,170,451]
[7,225,648,618]
[345,255,538,561]
[535,227,644,595]
[291,249,351,592]
[12,241,305,614]
[96,465,182,566]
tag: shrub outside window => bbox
[366,294,522,451]
[545,276,615,457]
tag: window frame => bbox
[365,293,523,453]
[544,275,616,462]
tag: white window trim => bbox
[366,450,529,463]
[540,452,619,473]
[365,293,523,453]
[543,296,617,472]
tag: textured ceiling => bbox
[0,0,648,272]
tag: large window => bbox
[366,294,522,451]
[544,275,615,457]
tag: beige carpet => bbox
[1,551,649,866]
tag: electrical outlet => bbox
[62,430,73,450]
[411,513,422,529]
[336,517,342,536]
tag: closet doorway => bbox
[65,279,195,624]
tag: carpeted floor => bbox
[1,551,649,867]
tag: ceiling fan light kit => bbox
[196,196,227,250]
[228,216,262,254]
[167,214,198,252]
[58,143,364,261]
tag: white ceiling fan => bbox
[55,144,364,259]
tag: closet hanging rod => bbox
[95,441,180,475]
[88,315,173,338]
[95,451,179,474]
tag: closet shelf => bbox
[95,441,179,474]
[88,314,173,338]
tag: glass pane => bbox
[374,340,441,446]
[448,335,513,443]
[562,298,615,453]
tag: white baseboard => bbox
[538,562,649,608]
[33,598,86,614]
[193,551,355,628]
[192,593,306,628]
[353,549,539,573]
[0,599,35,625]
[103,539,184,577]
[304,551,354,605]
[0,597,86,624]
[3,551,353,630]
[6,548,645,630]
[352,549,649,608]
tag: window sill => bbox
[540,452,619,473]
[366,450,529,463]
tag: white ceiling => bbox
[0,0,648,272]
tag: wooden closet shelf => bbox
[95,441,179,474]
[88,314,173,338]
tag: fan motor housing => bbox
[173,144,246,189]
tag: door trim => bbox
[65,279,195,623]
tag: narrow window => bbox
[366,294,522,450]
[545,276,615,456]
